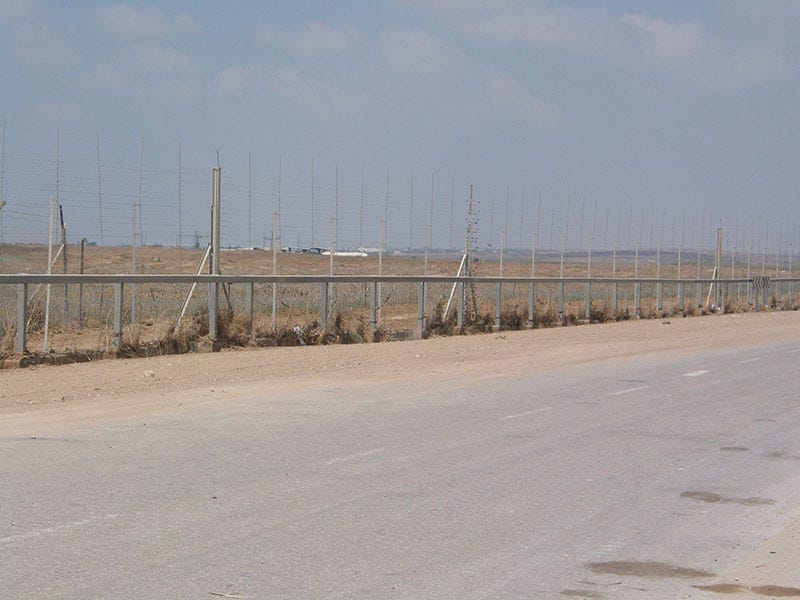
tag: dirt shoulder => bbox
[2,310,799,435]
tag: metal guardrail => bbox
[2,274,797,354]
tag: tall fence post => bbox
[720,282,727,313]
[208,281,218,340]
[612,282,618,314]
[634,282,641,317]
[320,281,329,330]
[656,282,663,312]
[495,282,502,331]
[16,283,27,354]
[418,282,426,337]
[528,282,535,328]
[696,282,702,310]
[113,282,123,351]
[457,282,464,328]
[584,282,591,320]
[369,281,377,330]
[245,282,254,335]
[678,282,684,315]
[558,282,565,322]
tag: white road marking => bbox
[0,513,120,545]
[501,406,553,420]
[609,385,649,396]
[738,358,761,364]
[683,370,709,377]
[319,447,386,466]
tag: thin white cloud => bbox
[256,21,358,57]
[0,0,42,22]
[131,44,193,71]
[215,65,260,97]
[268,66,375,121]
[175,12,202,34]
[33,99,84,123]
[11,21,77,67]
[622,14,704,65]
[379,29,463,78]
[96,4,171,37]
[485,71,560,123]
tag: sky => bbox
[0,0,799,253]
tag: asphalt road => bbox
[2,342,800,599]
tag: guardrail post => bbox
[528,282,535,328]
[495,282,502,331]
[558,282,565,322]
[584,282,591,320]
[245,282,254,335]
[208,282,218,340]
[457,282,464,328]
[634,282,641,317]
[612,282,618,314]
[113,282,123,351]
[16,283,28,354]
[418,282,426,337]
[656,282,663,312]
[320,281,329,330]
[369,282,377,330]
[678,282,684,315]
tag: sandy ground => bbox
[2,310,799,433]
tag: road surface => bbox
[2,339,800,598]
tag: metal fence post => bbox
[369,282,377,330]
[634,282,641,317]
[246,282,254,335]
[558,282,565,322]
[678,282,684,315]
[16,283,27,354]
[208,281,218,340]
[495,282,502,331]
[320,281,329,330]
[656,282,663,312]
[696,282,702,310]
[584,282,591,320]
[113,282,123,351]
[457,282,464,328]
[528,282,535,328]
[418,281,426,337]
[720,282,726,313]
[612,281,618,314]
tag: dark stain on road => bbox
[720,446,749,451]
[754,418,776,422]
[694,584,800,596]
[768,451,800,461]
[681,491,774,506]
[561,590,604,598]
[586,561,714,579]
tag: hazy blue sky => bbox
[1,0,798,251]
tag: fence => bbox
[2,272,797,357]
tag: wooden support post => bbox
[16,283,27,354]
[113,282,123,351]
